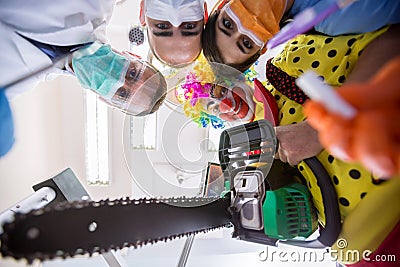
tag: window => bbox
[84,91,110,185]
[130,112,157,150]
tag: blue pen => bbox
[267,0,357,49]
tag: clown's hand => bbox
[304,57,400,178]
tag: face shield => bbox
[72,43,166,116]
[109,51,167,116]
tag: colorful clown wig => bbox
[175,71,225,129]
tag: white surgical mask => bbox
[145,0,204,27]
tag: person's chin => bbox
[235,111,253,124]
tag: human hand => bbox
[304,57,400,177]
[275,120,323,166]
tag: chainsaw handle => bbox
[280,156,342,248]
[305,157,342,246]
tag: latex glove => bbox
[304,56,400,177]
[0,88,14,157]
[275,120,323,166]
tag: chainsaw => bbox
[0,119,341,263]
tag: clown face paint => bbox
[199,84,255,123]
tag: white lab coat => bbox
[0,0,116,99]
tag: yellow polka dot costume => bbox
[253,26,389,226]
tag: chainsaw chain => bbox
[0,196,232,263]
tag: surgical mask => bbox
[145,0,204,27]
[72,42,130,100]
[223,0,287,47]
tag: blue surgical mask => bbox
[72,42,130,99]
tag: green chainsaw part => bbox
[220,180,231,198]
[263,183,316,240]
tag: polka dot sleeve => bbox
[272,27,389,86]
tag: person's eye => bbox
[243,38,253,49]
[117,88,128,99]
[156,23,170,30]
[220,87,227,97]
[183,23,196,30]
[213,106,220,114]
[129,69,137,79]
[223,18,232,29]
[128,68,140,82]
[210,86,228,99]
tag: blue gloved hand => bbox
[0,89,14,157]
